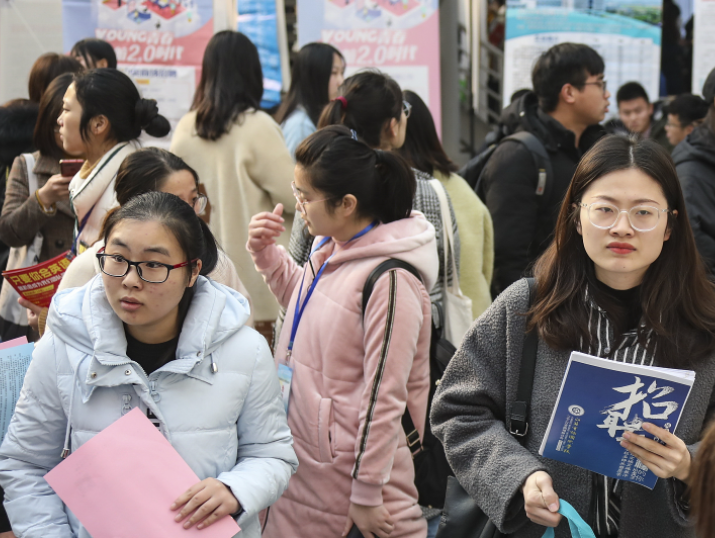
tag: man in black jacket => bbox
[673,68,715,272]
[481,43,608,295]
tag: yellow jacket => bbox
[434,170,494,319]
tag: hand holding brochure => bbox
[2,250,72,307]
[539,352,694,489]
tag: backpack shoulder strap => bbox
[362,259,422,316]
[508,277,538,441]
[362,259,424,455]
[503,131,553,200]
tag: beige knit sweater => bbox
[171,109,296,321]
[433,170,494,319]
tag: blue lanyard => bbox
[287,221,377,358]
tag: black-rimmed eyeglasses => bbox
[583,80,608,95]
[96,247,198,284]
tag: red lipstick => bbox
[607,242,635,255]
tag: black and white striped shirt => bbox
[581,286,654,536]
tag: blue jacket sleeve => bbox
[0,333,73,538]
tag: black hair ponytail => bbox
[196,218,219,276]
[372,150,415,222]
[319,98,346,131]
[74,69,171,142]
[317,70,402,149]
[134,98,171,138]
[295,125,415,223]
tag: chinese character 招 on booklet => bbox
[539,352,695,489]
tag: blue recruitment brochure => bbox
[539,352,694,489]
[0,341,35,443]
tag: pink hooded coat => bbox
[250,212,437,538]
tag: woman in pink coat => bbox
[247,125,437,538]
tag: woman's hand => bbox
[171,477,240,530]
[247,204,285,253]
[342,502,394,538]
[522,471,562,527]
[36,174,71,207]
[621,422,691,482]
[17,298,41,333]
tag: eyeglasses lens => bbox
[403,100,412,118]
[100,256,169,283]
[588,203,660,232]
[291,182,306,214]
[195,195,208,215]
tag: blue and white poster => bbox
[238,0,284,109]
[504,1,662,113]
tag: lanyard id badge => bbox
[281,221,377,416]
[277,363,294,414]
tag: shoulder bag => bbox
[435,278,537,538]
[428,178,473,345]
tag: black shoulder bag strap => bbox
[362,259,421,313]
[508,277,538,439]
[504,131,553,204]
[362,259,424,451]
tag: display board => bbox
[62,0,214,146]
[504,1,662,113]
[297,0,442,134]
[238,0,284,109]
[693,0,715,97]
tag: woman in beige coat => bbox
[171,31,295,343]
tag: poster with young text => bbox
[504,1,662,116]
[62,0,214,146]
[297,0,442,135]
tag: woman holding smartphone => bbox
[0,73,78,340]
[58,68,170,252]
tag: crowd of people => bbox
[0,29,715,538]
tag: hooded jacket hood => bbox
[311,211,438,295]
[47,275,251,377]
[673,123,715,169]
[0,102,39,166]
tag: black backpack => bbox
[362,259,456,509]
[459,130,553,205]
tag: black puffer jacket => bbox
[673,124,715,271]
[480,92,604,295]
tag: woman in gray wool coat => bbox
[431,135,715,538]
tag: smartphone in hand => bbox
[59,159,84,178]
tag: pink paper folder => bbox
[45,407,241,538]
[0,336,28,351]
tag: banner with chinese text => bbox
[297,0,442,134]
[62,0,214,146]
